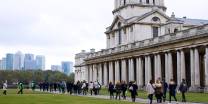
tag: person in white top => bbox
[89,82,94,95]
[3,80,8,95]
[146,80,155,104]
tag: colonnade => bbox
[85,46,208,90]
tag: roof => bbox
[177,18,208,26]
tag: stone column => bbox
[103,62,108,86]
[155,54,162,80]
[177,50,181,85]
[109,61,114,83]
[129,58,134,82]
[121,59,127,82]
[205,47,208,88]
[115,60,120,82]
[190,48,195,87]
[89,65,93,82]
[98,63,103,84]
[181,50,186,81]
[136,57,143,88]
[154,54,158,80]
[165,53,169,82]
[194,48,200,87]
[168,52,173,80]
[145,55,151,85]
[85,66,89,82]
[93,64,97,82]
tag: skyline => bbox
[0,0,207,69]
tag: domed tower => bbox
[113,0,166,19]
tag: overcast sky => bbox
[0,0,207,69]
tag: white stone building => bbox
[75,0,208,91]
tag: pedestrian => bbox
[169,79,177,103]
[121,81,127,100]
[89,81,94,95]
[162,79,168,102]
[108,82,114,99]
[179,79,188,102]
[82,81,87,95]
[17,82,24,94]
[93,81,99,95]
[115,81,121,100]
[155,79,163,103]
[31,81,36,92]
[2,80,7,95]
[146,80,155,104]
[129,81,138,102]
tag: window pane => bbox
[153,27,159,38]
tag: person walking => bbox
[17,82,24,94]
[115,81,121,100]
[155,80,163,103]
[162,79,168,102]
[2,80,8,95]
[108,82,114,100]
[129,81,138,102]
[89,81,94,95]
[146,80,155,104]
[121,81,127,100]
[169,79,177,103]
[179,79,188,102]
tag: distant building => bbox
[6,53,14,70]
[61,61,73,75]
[13,51,24,70]
[51,65,62,72]
[36,55,45,70]
[1,58,6,70]
[24,54,36,70]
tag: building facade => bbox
[24,54,36,70]
[75,0,208,92]
[6,53,14,70]
[62,61,73,76]
[36,55,45,70]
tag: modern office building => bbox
[62,61,73,75]
[24,54,36,70]
[13,51,24,70]
[75,0,208,92]
[6,53,14,70]
[36,55,45,70]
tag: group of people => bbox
[146,78,188,104]
[38,81,102,96]
[1,80,24,95]
[108,81,138,102]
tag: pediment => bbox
[135,10,170,24]
[108,15,126,31]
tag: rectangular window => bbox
[153,27,159,38]
[146,0,150,4]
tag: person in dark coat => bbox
[179,79,188,102]
[162,79,168,102]
[54,83,57,92]
[108,82,115,99]
[169,79,177,103]
[115,81,122,100]
[121,81,127,100]
[129,81,138,102]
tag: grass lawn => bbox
[100,88,208,103]
[0,89,138,104]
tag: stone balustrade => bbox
[86,24,208,59]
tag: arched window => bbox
[118,22,122,45]
[152,17,160,22]
[146,0,150,4]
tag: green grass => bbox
[100,88,208,103]
[0,89,139,104]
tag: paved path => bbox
[36,90,205,104]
